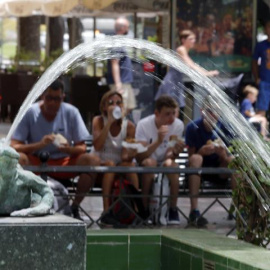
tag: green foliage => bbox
[7,48,66,76]
[41,48,64,71]
[147,35,158,42]
[8,48,40,74]
[229,139,270,248]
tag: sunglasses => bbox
[45,95,63,102]
[107,100,122,106]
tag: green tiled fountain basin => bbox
[86,229,270,270]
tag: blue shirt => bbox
[253,40,270,83]
[240,98,254,120]
[185,118,219,163]
[12,102,90,159]
[107,48,133,84]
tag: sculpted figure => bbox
[0,144,54,216]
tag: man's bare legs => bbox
[163,158,179,208]
[72,153,100,207]
[188,154,203,211]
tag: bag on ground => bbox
[149,174,169,225]
[111,179,144,224]
[47,177,71,216]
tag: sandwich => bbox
[125,138,137,144]
[206,138,223,146]
[53,133,68,146]
[169,135,178,141]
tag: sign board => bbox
[177,0,253,73]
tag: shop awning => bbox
[0,0,169,17]
[0,0,117,17]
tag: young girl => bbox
[92,90,139,225]
[240,85,268,138]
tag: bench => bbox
[24,164,235,231]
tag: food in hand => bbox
[53,133,68,146]
[122,139,148,153]
[169,135,178,141]
[206,138,223,146]
[125,138,137,144]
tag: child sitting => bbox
[240,85,268,138]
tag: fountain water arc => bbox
[4,36,270,209]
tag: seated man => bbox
[10,79,99,220]
[92,90,138,226]
[185,98,235,227]
[135,95,185,225]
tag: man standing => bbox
[252,20,270,117]
[135,95,185,224]
[11,79,100,220]
[107,17,136,114]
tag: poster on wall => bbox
[177,0,253,73]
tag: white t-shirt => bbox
[135,114,184,163]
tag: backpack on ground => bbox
[111,179,144,225]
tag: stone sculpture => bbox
[0,144,54,216]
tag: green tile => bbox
[191,256,203,270]
[228,258,241,269]
[123,229,162,235]
[179,250,191,269]
[85,229,270,270]
[204,250,227,265]
[240,263,255,270]
[215,263,228,270]
[87,242,128,270]
[179,241,203,258]
[161,245,180,270]
[130,243,160,270]
[191,246,203,258]
[87,229,128,236]
[130,234,161,243]
[162,236,180,249]
[180,241,194,253]
[87,234,128,243]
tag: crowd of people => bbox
[9,79,234,227]
[8,17,270,227]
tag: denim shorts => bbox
[257,81,270,111]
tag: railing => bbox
[24,165,236,234]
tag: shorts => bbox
[186,157,227,182]
[257,81,270,111]
[202,157,220,168]
[202,158,228,183]
[110,83,136,111]
[28,155,80,180]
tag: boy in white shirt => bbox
[135,95,185,224]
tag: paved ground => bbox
[80,196,236,237]
[0,122,236,237]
